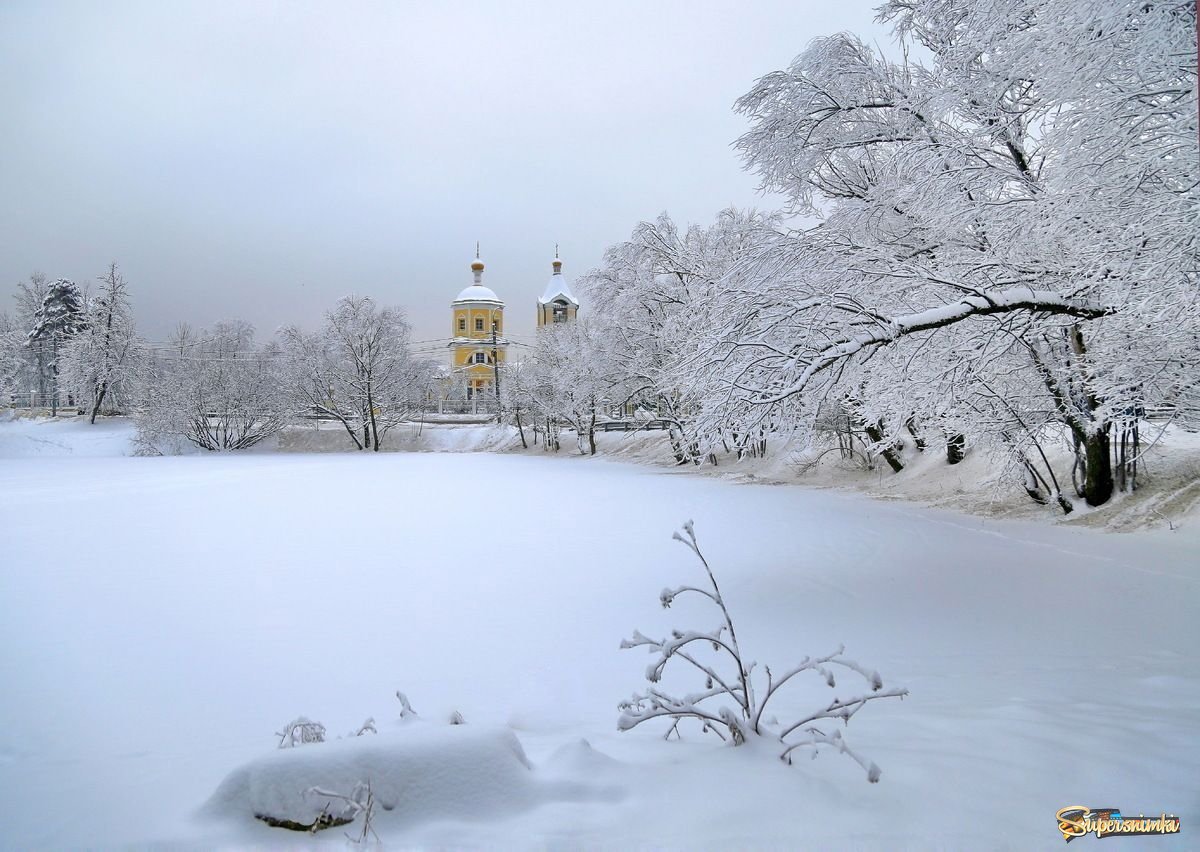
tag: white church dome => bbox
[453,284,503,304]
[539,269,578,306]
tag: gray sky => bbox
[0,0,887,347]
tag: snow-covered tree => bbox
[26,278,86,413]
[0,310,24,406]
[711,0,1199,506]
[580,209,783,463]
[280,296,426,451]
[574,0,1195,507]
[10,273,50,403]
[497,358,536,448]
[135,321,287,452]
[523,317,618,455]
[59,263,140,423]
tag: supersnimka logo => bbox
[1055,806,1181,842]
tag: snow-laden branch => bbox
[755,288,1110,405]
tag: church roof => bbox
[538,268,578,306]
[454,284,503,304]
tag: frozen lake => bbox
[1,450,1196,848]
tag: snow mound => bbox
[202,725,539,830]
[546,738,623,774]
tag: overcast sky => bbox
[0,0,888,346]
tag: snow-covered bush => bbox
[276,716,326,748]
[619,521,906,782]
[133,321,287,452]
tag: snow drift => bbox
[202,724,544,832]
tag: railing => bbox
[435,399,499,415]
[4,392,81,411]
[592,419,672,432]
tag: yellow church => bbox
[447,248,580,401]
[449,251,508,400]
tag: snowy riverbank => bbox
[1,431,1196,848]
[5,413,1198,534]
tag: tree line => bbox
[0,274,431,452]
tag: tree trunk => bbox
[1020,460,1048,505]
[89,382,109,424]
[905,417,926,451]
[514,405,527,449]
[668,426,687,465]
[946,433,966,465]
[338,416,365,450]
[366,383,381,451]
[864,422,904,473]
[1077,426,1114,507]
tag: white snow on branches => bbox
[619,522,906,781]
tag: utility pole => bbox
[491,323,502,423]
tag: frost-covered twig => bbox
[305,780,379,843]
[672,521,756,716]
[780,728,881,782]
[618,522,906,782]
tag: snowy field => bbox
[1,418,1197,849]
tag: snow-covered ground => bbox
[0,413,140,458]
[0,417,1196,849]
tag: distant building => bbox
[448,250,508,400]
[536,250,579,327]
[443,247,581,406]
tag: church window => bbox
[474,352,487,364]
[458,318,466,331]
[475,318,484,331]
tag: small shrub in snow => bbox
[351,717,377,737]
[619,521,907,782]
[276,716,326,748]
[395,690,418,720]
